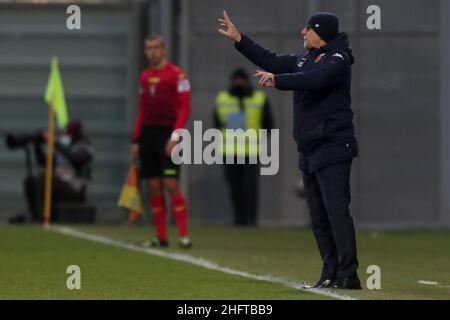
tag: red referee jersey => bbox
[133,61,191,141]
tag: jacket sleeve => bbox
[234,34,298,74]
[55,141,93,168]
[173,70,191,131]
[274,52,348,91]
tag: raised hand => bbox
[218,10,242,42]
[255,70,275,88]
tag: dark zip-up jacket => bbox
[235,33,358,173]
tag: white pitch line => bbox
[50,226,356,301]
[417,280,439,286]
[417,280,450,288]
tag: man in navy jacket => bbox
[218,11,361,289]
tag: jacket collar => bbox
[307,33,354,65]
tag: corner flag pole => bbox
[43,56,69,227]
[43,105,55,227]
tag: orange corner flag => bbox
[128,210,141,225]
[118,164,143,224]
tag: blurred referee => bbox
[218,11,361,289]
[132,35,192,249]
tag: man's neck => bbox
[151,59,167,71]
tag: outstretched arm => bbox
[274,53,348,90]
[254,53,349,91]
[218,10,297,74]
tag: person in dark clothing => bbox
[218,11,361,289]
[25,120,94,222]
[214,68,274,226]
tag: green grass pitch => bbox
[0,224,449,299]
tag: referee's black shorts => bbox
[138,125,180,179]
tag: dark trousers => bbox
[302,160,358,280]
[224,163,259,226]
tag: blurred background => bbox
[0,0,449,228]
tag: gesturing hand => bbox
[255,70,275,88]
[218,10,242,42]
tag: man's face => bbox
[231,77,249,89]
[145,39,166,65]
[301,26,324,49]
